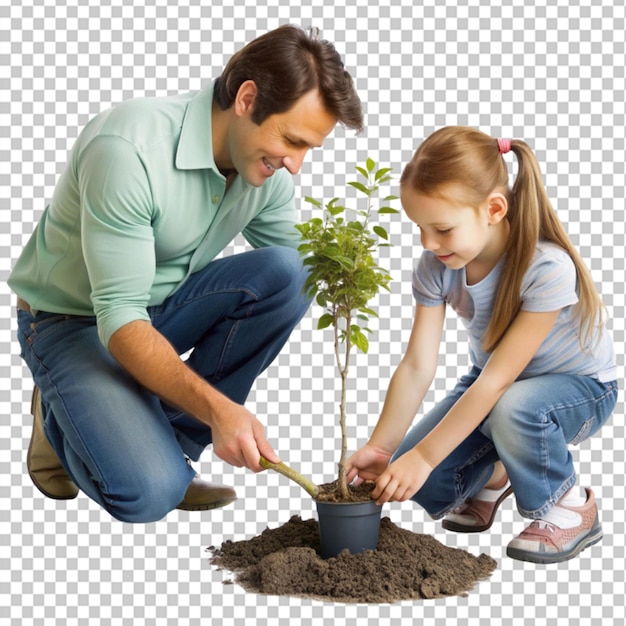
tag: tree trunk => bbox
[335,311,351,500]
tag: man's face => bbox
[228,86,338,187]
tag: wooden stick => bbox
[259,456,319,499]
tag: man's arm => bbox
[108,320,281,471]
[79,137,279,471]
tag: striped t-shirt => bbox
[412,241,616,382]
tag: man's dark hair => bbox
[214,25,364,132]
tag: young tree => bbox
[260,159,398,501]
[298,159,398,499]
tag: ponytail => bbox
[402,127,605,353]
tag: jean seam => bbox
[456,439,496,474]
[537,379,616,414]
[430,439,497,519]
[521,379,616,518]
[518,473,577,519]
[211,296,258,381]
[24,330,113,505]
[150,287,259,320]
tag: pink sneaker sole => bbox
[506,515,602,563]
[506,488,603,564]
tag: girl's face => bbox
[401,185,509,279]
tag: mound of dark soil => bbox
[209,515,497,603]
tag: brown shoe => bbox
[27,387,79,500]
[442,483,513,533]
[176,474,237,511]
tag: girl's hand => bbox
[345,444,393,486]
[372,448,433,505]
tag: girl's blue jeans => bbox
[17,246,311,523]
[392,366,618,520]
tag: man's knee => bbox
[259,246,312,312]
[103,468,189,524]
[264,246,308,289]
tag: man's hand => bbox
[210,400,281,472]
[108,320,281,473]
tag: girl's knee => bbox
[484,384,532,438]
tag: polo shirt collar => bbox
[176,80,219,171]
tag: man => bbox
[9,25,363,522]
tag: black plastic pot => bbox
[315,499,383,559]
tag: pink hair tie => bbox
[497,138,512,154]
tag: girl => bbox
[346,127,618,564]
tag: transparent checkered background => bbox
[2,0,625,624]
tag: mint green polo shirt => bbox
[9,82,299,348]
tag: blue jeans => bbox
[17,246,311,523]
[392,366,618,520]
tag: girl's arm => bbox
[372,308,561,504]
[370,302,446,451]
[345,303,445,484]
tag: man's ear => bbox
[234,80,258,117]
[487,192,508,225]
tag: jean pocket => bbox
[569,417,594,446]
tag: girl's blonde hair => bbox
[401,126,604,353]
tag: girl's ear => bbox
[233,80,258,117]
[487,192,508,225]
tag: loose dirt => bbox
[209,515,497,603]
[314,479,376,502]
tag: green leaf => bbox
[378,206,400,214]
[355,166,369,179]
[317,314,335,330]
[374,167,391,181]
[358,307,379,317]
[373,225,389,240]
[305,196,322,208]
[383,195,399,201]
[316,293,327,308]
[366,157,375,172]
[348,181,371,195]
[336,256,356,269]
[327,204,345,216]
[347,220,364,231]
[351,327,369,353]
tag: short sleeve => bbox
[520,245,579,312]
[412,252,446,306]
